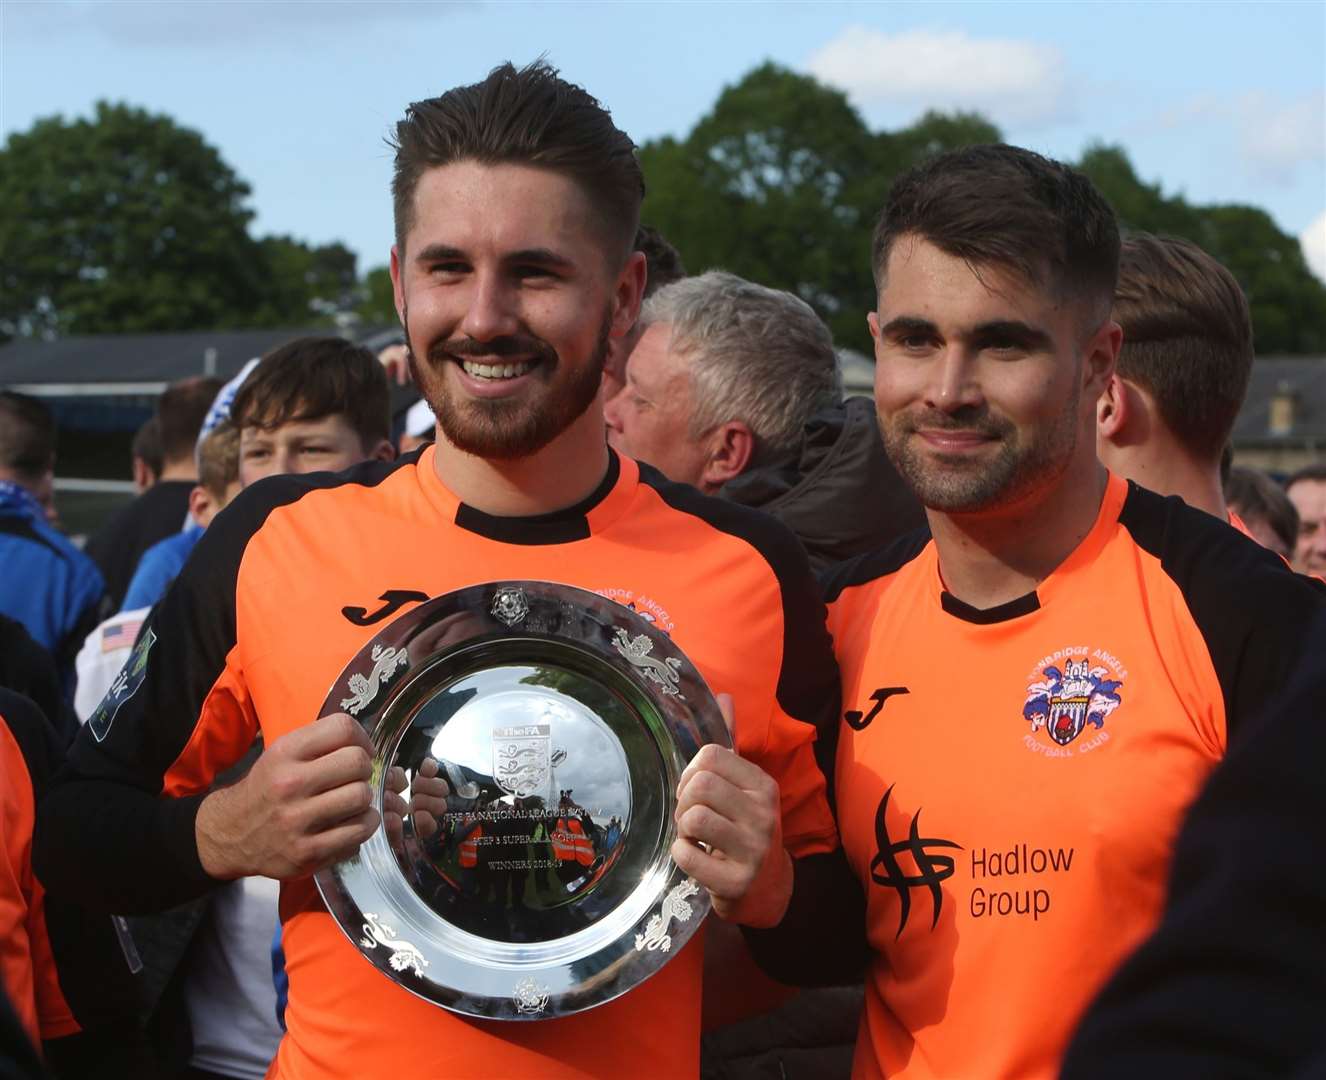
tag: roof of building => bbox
[0,327,393,395]
[1232,356,1326,446]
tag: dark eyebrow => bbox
[412,244,575,272]
[878,315,939,338]
[505,248,576,271]
[967,320,1053,351]
[413,243,465,265]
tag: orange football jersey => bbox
[824,474,1325,1079]
[52,448,839,1080]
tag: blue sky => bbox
[3,0,1323,279]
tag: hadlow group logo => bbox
[1022,648,1127,755]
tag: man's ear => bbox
[699,421,754,494]
[1097,373,1129,442]
[369,438,397,463]
[610,251,647,340]
[187,485,215,529]
[1085,318,1121,396]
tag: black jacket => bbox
[719,397,924,577]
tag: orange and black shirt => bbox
[0,692,78,1051]
[39,448,840,1080]
[819,474,1326,1080]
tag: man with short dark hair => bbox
[131,417,163,495]
[599,222,686,403]
[40,61,839,1080]
[1225,465,1299,558]
[0,391,103,688]
[1096,232,1254,523]
[1285,462,1326,574]
[85,376,223,609]
[605,270,923,573]
[748,144,1326,1079]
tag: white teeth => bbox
[462,359,536,380]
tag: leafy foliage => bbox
[0,102,356,340]
[642,65,1325,355]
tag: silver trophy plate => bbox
[314,581,730,1020]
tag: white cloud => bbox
[1239,93,1325,185]
[1143,91,1324,186]
[806,26,1072,128]
[1301,210,1326,284]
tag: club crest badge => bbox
[89,627,157,742]
[491,587,530,628]
[493,723,552,798]
[1023,653,1125,749]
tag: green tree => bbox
[0,101,269,338]
[355,265,399,327]
[1077,143,1326,353]
[251,236,359,326]
[640,66,1000,352]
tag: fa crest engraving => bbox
[341,644,408,716]
[491,587,530,627]
[612,628,684,699]
[493,723,552,798]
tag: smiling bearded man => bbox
[739,144,1326,1080]
[38,60,845,1080]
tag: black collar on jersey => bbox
[453,450,621,545]
[940,588,1041,624]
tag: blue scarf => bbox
[0,480,44,524]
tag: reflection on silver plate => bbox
[313,581,731,1020]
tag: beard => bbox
[404,306,612,461]
[880,394,1080,514]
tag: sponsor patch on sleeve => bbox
[89,627,156,743]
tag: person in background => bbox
[1284,462,1326,575]
[231,337,395,487]
[86,377,222,610]
[132,417,164,495]
[1,688,157,1077]
[121,424,242,613]
[0,392,103,693]
[1224,466,1299,559]
[606,270,924,575]
[1095,233,1253,528]
[599,223,686,404]
[0,614,76,746]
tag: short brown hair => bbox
[1225,466,1299,553]
[390,60,644,260]
[636,224,685,298]
[197,421,240,499]
[158,377,224,465]
[231,337,390,449]
[0,391,55,483]
[131,417,163,480]
[873,144,1119,320]
[1113,233,1253,462]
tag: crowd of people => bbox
[0,59,1323,1080]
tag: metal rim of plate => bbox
[313,580,730,1021]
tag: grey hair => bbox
[639,271,841,460]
